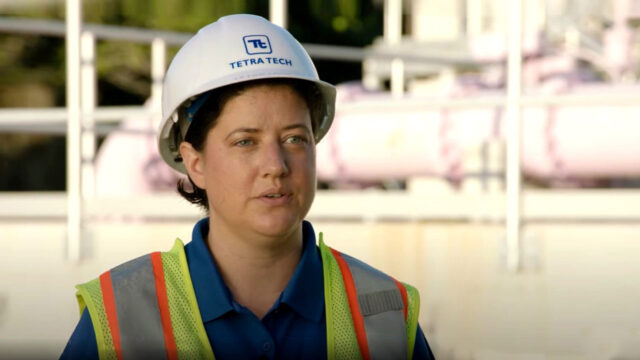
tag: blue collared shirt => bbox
[61,219,434,359]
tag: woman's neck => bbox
[207,222,303,319]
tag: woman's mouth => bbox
[260,192,292,205]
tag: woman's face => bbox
[184,83,316,241]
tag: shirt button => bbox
[263,341,272,352]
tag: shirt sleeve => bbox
[59,308,99,360]
[412,323,436,360]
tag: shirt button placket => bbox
[261,340,274,359]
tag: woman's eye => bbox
[285,135,307,145]
[234,139,253,147]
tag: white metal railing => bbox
[0,16,482,64]
[2,1,640,268]
[7,92,640,133]
[505,0,523,271]
[3,190,640,222]
[66,0,82,262]
[270,0,287,28]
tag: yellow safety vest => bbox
[76,234,420,360]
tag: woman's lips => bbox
[258,193,292,206]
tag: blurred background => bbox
[2,0,640,358]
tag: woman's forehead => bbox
[236,82,299,97]
[214,84,312,130]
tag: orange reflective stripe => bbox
[392,277,408,321]
[330,248,370,360]
[99,271,123,360]
[151,252,178,360]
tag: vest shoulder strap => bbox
[75,239,214,360]
[318,234,421,360]
[403,282,420,359]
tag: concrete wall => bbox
[2,220,640,359]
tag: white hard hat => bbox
[158,14,336,174]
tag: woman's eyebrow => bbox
[225,128,259,140]
[282,123,312,133]
[226,124,311,140]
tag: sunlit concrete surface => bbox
[2,219,640,359]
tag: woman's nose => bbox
[261,142,289,178]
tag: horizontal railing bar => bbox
[0,106,151,122]
[0,89,640,124]
[1,190,639,221]
[303,43,484,64]
[0,16,191,45]
[0,124,156,136]
[336,92,640,112]
[3,90,640,131]
[0,16,486,64]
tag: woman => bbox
[61,14,434,360]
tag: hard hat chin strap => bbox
[185,92,213,123]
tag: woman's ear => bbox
[179,142,206,189]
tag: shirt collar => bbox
[278,220,324,323]
[184,218,324,323]
[184,218,234,322]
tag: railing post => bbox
[151,38,166,129]
[391,58,405,98]
[506,0,523,272]
[80,31,96,198]
[269,0,288,28]
[66,0,82,262]
[385,0,404,97]
[384,0,402,44]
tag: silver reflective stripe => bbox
[358,289,404,316]
[341,254,408,360]
[110,255,167,360]
[362,309,407,360]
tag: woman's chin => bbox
[249,215,302,240]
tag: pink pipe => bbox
[317,85,640,182]
[95,84,640,195]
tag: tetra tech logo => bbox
[243,35,272,55]
[229,34,291,69]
